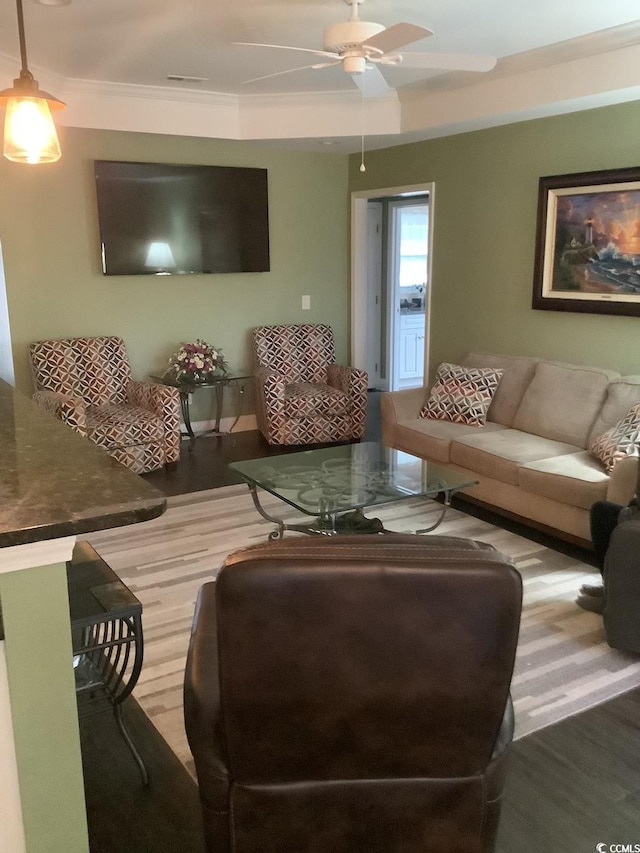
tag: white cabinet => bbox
[398,313,425,386]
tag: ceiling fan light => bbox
[344,55,366,74]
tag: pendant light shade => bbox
[0,0,65,164]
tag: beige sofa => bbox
[381,353,640,545]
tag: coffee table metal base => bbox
[246,483,455,539]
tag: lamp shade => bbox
[145,241,176,271]
[0,0,66,165]
[2,95,61,163]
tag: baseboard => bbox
[183,414,257,435]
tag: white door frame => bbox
[366,201,383,388]
[350,183,434,385]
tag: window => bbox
[398,206,428,288]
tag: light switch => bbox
[302,294,311,310]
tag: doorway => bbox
[351,183,433,391]
[388,198,428,390]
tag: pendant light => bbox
[0,0,65,164]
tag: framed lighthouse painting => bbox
[532,166,640,316]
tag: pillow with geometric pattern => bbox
[589,402,640,473]
[419,362,504,427]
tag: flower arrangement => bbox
[164,339,227,384]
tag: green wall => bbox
[349,100,640,379]
[0,127,350,418]
[0,563,88,852]
[4,102,638,413]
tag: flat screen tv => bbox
[94,160,270,276]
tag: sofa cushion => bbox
[589,403,640,473]
[395,418,507,464]
[512,361,618,447]
[285,382,349,418]
[587,376,640,447]
[420,362,503,427]
[461,353,539,427]
[450,429,580,486]
[518,452,610,510]
[87,404,164,449]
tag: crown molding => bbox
[400,41,640,139]
[55,75,401,142]
[0,35,638,152]
[61,76,237,107]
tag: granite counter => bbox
[0,379,166,547]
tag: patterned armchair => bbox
[251,323,368,445]
[29,336,181,474]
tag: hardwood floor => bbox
[142,389,385,497]
[80,392,640,849]
[80,702,206,853]
[498,687,640,849]
[142,426,348,495]
[81,687,640,851]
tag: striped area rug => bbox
[86,484,640,778]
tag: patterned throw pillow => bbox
[419,362,504,427]
[589,402,640,473]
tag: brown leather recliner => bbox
[184,534,522,853]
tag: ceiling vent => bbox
[166,75,208,83]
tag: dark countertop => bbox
[0,380,166,549]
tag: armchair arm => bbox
[32,390,87,437]
[381,387,428,425]
[380,387,428,447]
[254,367,287,445]
[327,364,368,439]
[127,378,177,416]
[327,364,368,395]
[128,380,181,463]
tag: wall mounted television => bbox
[94,160,270,276]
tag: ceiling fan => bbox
[234,0,497,98]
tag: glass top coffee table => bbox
[229,442,478,539]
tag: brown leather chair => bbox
[184,534,522,853]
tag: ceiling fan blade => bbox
[399,52,497,72]
[241,63,324,85]
[233,42,339,60]
[351,64,394,99]
[311,60,343,70]
[362,23,433,55]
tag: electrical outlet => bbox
[302,294,311,310]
